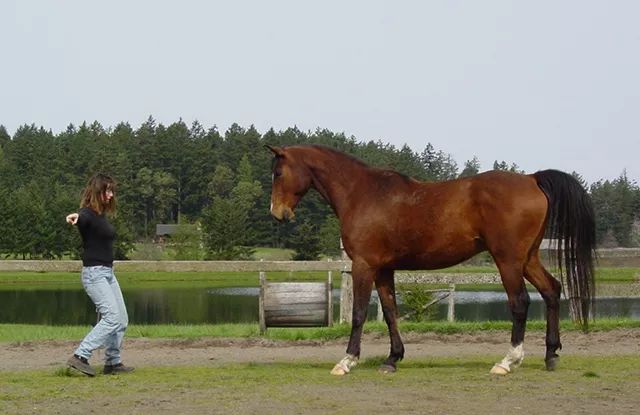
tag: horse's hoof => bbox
[489,364,509,375]
[330,364,348,376]
[378,364,396,374]
[545,356,559,371]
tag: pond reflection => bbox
[1,287,639,325]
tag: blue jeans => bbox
[74,266,128,365]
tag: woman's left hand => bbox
[66,213,79,225]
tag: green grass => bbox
[0,270,332,290]
[2,355,640,414]
[251,247,295,260]
[2,319,639,343]
[0,267,637,290]
[592,267,640,282]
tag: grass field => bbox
[2,354,639,414]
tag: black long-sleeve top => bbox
[77,207,115,267]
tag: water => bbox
[1,287,639,325]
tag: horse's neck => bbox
[306,151,365,219]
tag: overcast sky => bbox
[2,1,638,184]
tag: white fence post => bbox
[259,271,266,334]
[327,269,333,326]
[447,283,455,322]
[339,238,353,324]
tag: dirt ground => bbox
[2,329,639,371]
[2,329,640,414]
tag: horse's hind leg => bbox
[524,255,562,370]
[491,259,530,375]
[374,268,404,373]
[330,261,375,375]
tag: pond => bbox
[2,287,639,325]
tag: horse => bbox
[266,144,595,376]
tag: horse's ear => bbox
[264,144,284,157]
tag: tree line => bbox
[0,118,638,260]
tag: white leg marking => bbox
[330,354,359,376]
[490,343,524,375]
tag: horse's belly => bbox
[386,238,484,270]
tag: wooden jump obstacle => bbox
[259,271,333,334]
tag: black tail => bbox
[534,170,596,330]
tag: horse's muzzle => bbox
[271,206,295,222]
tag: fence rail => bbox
[0,260,351,273]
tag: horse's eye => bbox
[274,168,282,177]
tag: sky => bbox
[2,1,639,184]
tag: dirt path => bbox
[3,329,639,372]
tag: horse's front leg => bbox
[330,262,375,376]
[374,269,404,373]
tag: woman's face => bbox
[102,188,114,203]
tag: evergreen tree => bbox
[0,125,10,148]
[169,221,204,260]
[133,168,177,237]
[590,171,639,247]
[208,164,235,199]
[318,214,341,257]
[493,160,524,173]
[459,156,481,178]
[570,171,588,190]
[290,219,321,260]
[201,195,254,259]
[201,160,262,259]
[420,143,458,180]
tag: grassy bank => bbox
[0,266,637,290]
[2,355,640,414]
[2,319,640,343]
[0,270,331,290]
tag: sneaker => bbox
[67,354,96,377]
[103,362,135,375]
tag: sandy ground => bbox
[2,329,639,372]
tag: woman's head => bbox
[80,173,117,215]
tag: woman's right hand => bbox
[66,213,79,225]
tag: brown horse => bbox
[267,144,595,375]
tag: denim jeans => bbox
[74,266,128,365]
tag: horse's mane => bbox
[298,144,417,183]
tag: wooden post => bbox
[340,270,352,324]
[339,238,353,324]
[327,270,333,326]
[447,283,455,322]
[259,271,266,334]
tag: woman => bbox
[65,173,134,376]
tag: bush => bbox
[397,284,438,322]
[129,242,168,260]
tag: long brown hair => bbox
[80,173,117,215]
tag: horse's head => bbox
[266,145,312,222]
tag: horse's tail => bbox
[534,169,596,330]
